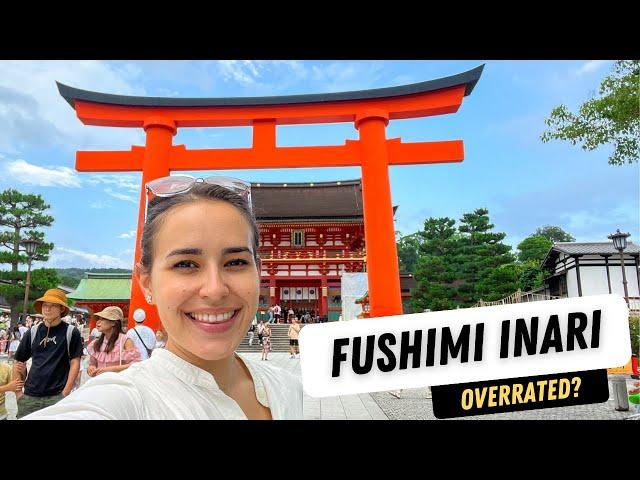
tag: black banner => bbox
[432,369,609,419]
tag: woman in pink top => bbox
[87,306,141,377]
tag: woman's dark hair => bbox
[93,318,123,353]
[140,183,259,273]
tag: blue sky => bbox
[0,60,637,270]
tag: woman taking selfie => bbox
[25,177,303,420]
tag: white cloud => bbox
[0,60,144,153]
[271,60,308,79]
[560,204,639,241]
[86,174,140,192]
[218,60,264,85]
[1,161,142,207]
[46,247,131,269]
[2,159,81,188]
[575,60,607,76]
[104,188,137,203]
[88,201,111,209]
[307,61,385,92]
[118,230,137,239]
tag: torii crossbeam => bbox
[58,64,483,330]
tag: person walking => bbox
[261,323,272,361]
[288,317,301,359]
[12,288,83,418]
[248,318,256,346]
[273,303,281,324]
[126,309,156,360]
[257,319,265,346]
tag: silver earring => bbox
[146,294,152,304]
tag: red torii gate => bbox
[58,65,483,331]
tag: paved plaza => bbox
[2,352,638,420]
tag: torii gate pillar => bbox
[356,110,402,316]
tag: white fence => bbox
[473,288,560,308]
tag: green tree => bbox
[456,208,514,305]
[411,211,516,310]
[628,316,638,357]
[413,256,458,311]
[396,232,422,274]
[476,263,523,302]
[0,189,57,328]
[411,217,460,312]
[518,261,546,292]
[533,225,575,243]
[541,60,639,166]
[517,235,553,264]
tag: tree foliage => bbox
[406,217,580,311]
[410,209,514,311]
[541,60,639,166]
[630,316,639,358]
[55,268,133,289]
[476,263,523,302]
[517,235,553,264]
[534,225,575,243]
[396,232,421,274]
[0,189,58,327]
[518,261,546,292]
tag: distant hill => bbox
[56,268,132,289]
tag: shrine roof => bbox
[68,273,132,301]
[252,179,365,220]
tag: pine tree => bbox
[0,189,58,328]
[456,209,514,305]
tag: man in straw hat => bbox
[12,288,83,418]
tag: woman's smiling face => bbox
[139,199,259,362]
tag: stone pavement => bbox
[369,379,640,420]
[3,352,638,420]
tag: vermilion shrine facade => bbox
[253,179,366,321]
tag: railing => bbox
[474,292,640,317]
[259,248,366,260]
[473,288,561,308]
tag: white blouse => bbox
[23,348,303,420]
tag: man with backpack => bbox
[12,289,83,418]
[126,311,156,360]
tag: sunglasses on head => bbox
[145,175,252,209]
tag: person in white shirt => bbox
[126,312,156,360]
[90,327,101,340]
[272,304,281,324]
[17,324,28,340]
[24,178,302,420]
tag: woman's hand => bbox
[87,365,97,377]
